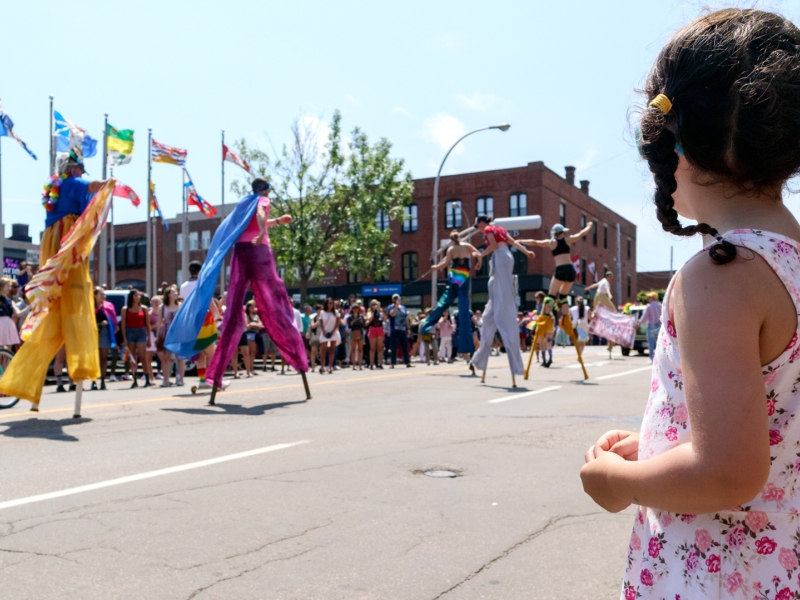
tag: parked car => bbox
[621,305,647,357]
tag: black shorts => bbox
[554,264,576,283]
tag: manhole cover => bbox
[424,470,458,478]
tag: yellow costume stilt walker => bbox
[0,150,113,409]
[524,309,554,379]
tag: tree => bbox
[232,111,413,303]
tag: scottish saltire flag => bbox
[53,111,97,158]
[107,125,134,166]
[151,138,187,166]
[183,168,217,218]
[149,181,168,230]
[112,182,141,207]
[0,103,37,160]
[222,143,250,173]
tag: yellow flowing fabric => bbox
[0,181,115,404]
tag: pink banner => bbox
[589,305,637,348]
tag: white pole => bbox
[99,113,108,285]
[430,124,510,306]
[616,223,622,302]
[146,130,152,295]
[181,171,189,282]
[73,381,83,418]
[49,95,55,177]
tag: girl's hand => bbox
[526,249,536,259]
[277,214,292,225]
[580,451,631,513]
[589,430,640,461]
[100,320,108,327]
[252,233,264,246]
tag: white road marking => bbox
[489,386,562,404]
[595,367,652,381]
[0,440,311,512]
[565,361,610,369]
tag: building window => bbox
[126,241,137,265]
[476,196,494,218]
[592,221,598,246]
[376,209,390,232]
[402,252,418,281]
[581,213,587,239]
[376,254,390,282]
[581,258,587,283]
[347,270,363,284]
[627,237,631,260]
[176,269,183,286]
[627,275,632,298]
[509,192,527,217]
[189,231,199,251]
[559,201,566,226]
[445,200,462,229]
[603,225,608,250]
[177,234,183,253]
[136,240,147,266]
[201,230,211,250]
[512,247,527,275]
[402,205,418,233]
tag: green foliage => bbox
[636,289,666,304]
[232,111,413,301]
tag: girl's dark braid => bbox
[642,107,737,265]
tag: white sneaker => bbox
[108,375,118,382]
[160,380,172,388]
[175,378,184,387]
[198,381,212,390]
[156,374,163,380]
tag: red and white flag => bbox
[222,143,250,173]
[571,254,581,281]
[112,182,142,207]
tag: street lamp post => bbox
[431,124,510,305]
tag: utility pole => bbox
[99,113,108,285]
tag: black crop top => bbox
[450,257,470,269]
[552,237,570,257]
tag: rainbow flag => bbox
[448,265,470,287]
[193,311,218,351]
[150,138,187,166]
[149,181,168,230]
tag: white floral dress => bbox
[623,230,800,600]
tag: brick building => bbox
[92,161,637,310]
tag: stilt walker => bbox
[165,178,309,405]
[524,304,555,379]
[557,300,589,380]
[0,149,112,415]
[469,215,535,388]
[421,230,481,367]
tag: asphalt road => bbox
[0,347,651,599]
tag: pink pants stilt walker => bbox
[207,242,307,386]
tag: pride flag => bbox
[447,265,470,287]
[183,168,217,218]
[107,125,134,166]
[151,138,187,166]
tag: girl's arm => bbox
[517,238,554,248]
[120,307,128,343]
[581,257,777,514]
[432,247,453,271]
[479,233,498,258]
[569,223,594,242]
[507,234,536,259]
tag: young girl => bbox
[121,289,153,388]
[317,297,341,374]
[346,304,365,370]
[157,286,186,387]
[366,301,385,369]
[0,278,21,348]
[580,10,800,597]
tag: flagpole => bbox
[152,210,158,295]
[49,95,55,176]
[220,130,226,295]
[181,169,189,283]
[0,118,4,273]
[146,129,152,296]
[110,167,116,288]
[99,113,108,285]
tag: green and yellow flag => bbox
[107,125,134,166]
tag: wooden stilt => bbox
[73,381,83,418]
[301,371,311,400]
[524,330,542,380]
[209,384,217,406]
[512,374,517,388]
[559,312,589,381]
[481,369,486,384]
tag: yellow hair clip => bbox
[649,94,673,114]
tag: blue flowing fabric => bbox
[164,193,260,358]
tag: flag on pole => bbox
[0,103,37,160]
[149,181,168,230]
[588,305,637,348]
[112,182,141,207]
[53,111,97,158]
[222,143,250,173]
[107,125,134,166]
[150,138,187,166]
[183,168,217,218]
[571,254,581,282]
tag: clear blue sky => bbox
[2,0,799,272]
